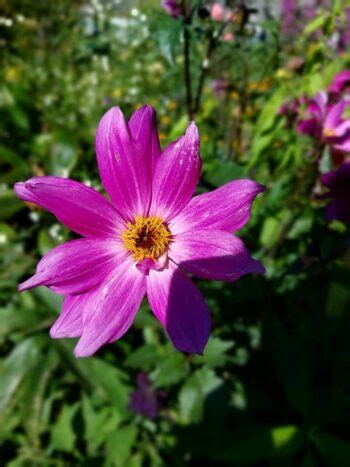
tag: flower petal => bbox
[170,179,264,234]
[297,118,321,138]
[95,106,152,219]
[14,176,123,237]
[128,104,161,174]
[149,122,201,220]
[74,259,146,357]
[147,262,211,354]
[324,101,346,131]
[169,229,264,281]
[19,238,127,295]
[50,294,87,338]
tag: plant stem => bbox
[183,22,194,121]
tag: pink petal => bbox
[332,119,350,137]
[50,294,87,338]
[169,229,264,281]
[147,262,211,354]
[297,118,321,138]
[333,139,350,152]
[128,105,161,174]
[74,259,146,357]
[310,91,328,120]
[95,107,152,219]
[14,176,124,238]
[170,179,264,234]
[149,122,201,221]
[324,101,346,131]
[19,238,127,295]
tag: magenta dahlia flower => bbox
[297,92,350,153]
[14,105,264,357]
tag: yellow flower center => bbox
[122,216,172,262]
[323,128,336,138]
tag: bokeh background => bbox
[1,0,350,465]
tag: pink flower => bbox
[211,3,235,22]
[211,3,224,21]
[321,162,350,222]
[328,70,350,99]
[14,105,264,357]
[297,92,350,153]
[223,32,235,42]
[161,0,183,19]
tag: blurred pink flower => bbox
[211,3,235,22]
[297,92,350,153]
[328,70,350,100]
[15,105,265,357]
[162,0,183,19]
[223,32,235,42]
[211,3,224,21]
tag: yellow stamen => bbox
[323,128,336,138]
[122,216,172,262]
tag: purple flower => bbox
[162,0,183,19]
[129,372,166,419]
[321,162,350,222]
[14,105,265,357]
[328,70,350,100]
[297,92,350,153]
[280,0,331,38]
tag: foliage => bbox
[0,0,350,465]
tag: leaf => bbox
[311,432,350,467]
[0,190,24,220]
[50,132,78,177]
[82,397,122,456]
[106,425,138,467]
[192,337,234,368]
[178,368,223,424]
[215,425,303,462]
[303,12,330,35]
[125,344,161,370]
[204,160,246,187]
[0,337,44,416]
[77,358,131,416]
[151,353,189,388]
[50,403,79,453]
[155,16,181,65]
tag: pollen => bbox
[122,216,172,262]
[323,128,336,138]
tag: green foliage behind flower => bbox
[1,1,350,465]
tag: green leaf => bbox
[151,353,189,388]
[0,190,24,220]
[82,397,122,456]
[193,337,234,368]
[125,344,161,370]
[106,425,138,467]
[303,12,330,35]
[0,337,44,416]
[178,368,223,424]
[50,403,79,453]
[77,358,131,416]
[311,432,350,467]
[215,425,303,462]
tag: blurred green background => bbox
[1,0,350,465]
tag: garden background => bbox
[0,0,350,465]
